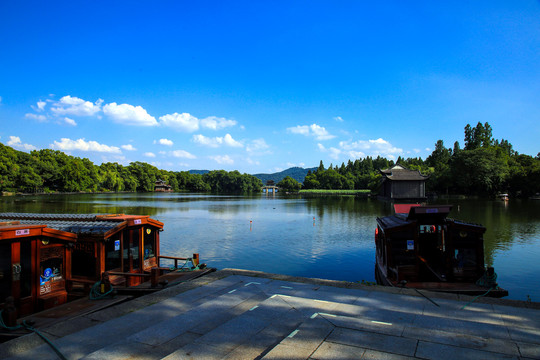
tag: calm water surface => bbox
[1,193,539,302]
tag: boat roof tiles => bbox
[5,219,120,235]
[380,164,429,181]
[0,213,103,221]
[0,213,129,236]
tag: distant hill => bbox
[187,167,316,184]
[252,167,317,184]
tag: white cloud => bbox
[339,138,403,158]
[7,136,37,151]
[287,124,335,140]
[346,151,366,158]
[159,112,237,132]
[192,134,217,147]
[63,117,77,126]
[287,125,310,136]
[51,96,103,117]
[222,134,243,147]
[25,113,48,122]
[246,138,270,153]
[192,133,243,148]
[31,100,47,112]
[317,143,342,159]
[144,152,156,158]
[286,162,305,168]
[121,144,137,151]
[155,138,173,146]
[334,116,344,122]
[103,102,158,126]
[50,138,121,153]
[100,155,127,164]
[159,112,199,132]
[171,150,196,159]
[200,116,237,130]
[210,155,234,165]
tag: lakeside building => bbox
[154,180,173,192]
[379,164,429,201]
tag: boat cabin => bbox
[375,205,507,297]
[0,221,76,317]
[0,213,164,318]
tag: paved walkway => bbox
[1,269,539,359]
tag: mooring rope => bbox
[0,309,67,360]
[89,280,115,300]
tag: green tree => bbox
[277,176,301,192]
[128,162,159,192]
[451,147,508,195]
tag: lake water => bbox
[1,193,539,302]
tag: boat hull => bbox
[375,258,508,298]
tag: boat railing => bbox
[157,254,199,269]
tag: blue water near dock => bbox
[2,193,539,302]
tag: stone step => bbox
[144,285,537,359]
[81,281,275,359]
[261,294,537,360]
[0,275,264,360]
[2,273,539,360]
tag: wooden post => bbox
[150,267,159,288]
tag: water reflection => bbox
[1,194,539,301]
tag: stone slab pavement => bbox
[1,268,539,360]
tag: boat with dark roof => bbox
[0,213,207,322]
[374,204,508,298]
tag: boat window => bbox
[419,225,437,234]
[143,227,156,259]
[123,229,140,271]
[132,231,140,269]
[72,242,96,277]
[391,234,416,266]
[39,245,64,296]
[105,238,121,271]
[454,248,477,270]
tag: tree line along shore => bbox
[1,122,538,197]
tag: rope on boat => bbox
[0,309,68,360]
[89,280,115,300]
[169,257,203,272]
[475,268,498,288]
[461,268,499,310]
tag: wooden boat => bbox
[375,204,508,298]
[0,213,206,322]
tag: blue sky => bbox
[1,1,539,174]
